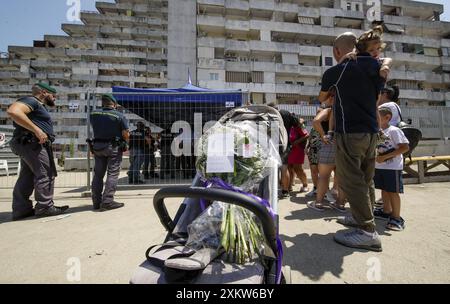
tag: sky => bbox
[0,0,449,53]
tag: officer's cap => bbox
[102,94,118,104]
[36,82,57,94]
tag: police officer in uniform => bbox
[89,94,129,211]
[7,83,69,220]
[127,121,150,184]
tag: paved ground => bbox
[0,179,449,284]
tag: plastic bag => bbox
[196,121,280,191]
[187,201,266,265]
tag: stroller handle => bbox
[153,186,278,256]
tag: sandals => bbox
[386,217,405,231]
[329,202,346,213]
[307,201,325,212]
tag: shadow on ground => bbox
[0,204,96,225]
[281,197,393,281]
[281,232,364,282]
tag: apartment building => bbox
[195,0,450,106]
[0,0,170,155]
[0,0,449,155]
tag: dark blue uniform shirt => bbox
[13,97,54,138]
[321,53,385,134]
[90,108,129,140]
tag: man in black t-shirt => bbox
[318,32,385,252]
[7,83,69,220]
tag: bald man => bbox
[318,32,386,252]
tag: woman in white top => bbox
[378,85,401,127]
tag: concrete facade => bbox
[196,0,450,106]
[0,0,169,156]
[0,0,450,154]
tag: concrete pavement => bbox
[0,181,449,284]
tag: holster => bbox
[15,132,57,177]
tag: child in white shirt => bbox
[374,107,410,231]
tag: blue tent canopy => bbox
[112,84,246,130]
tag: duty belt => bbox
[14,132,57,177]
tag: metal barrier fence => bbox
[0,103,448,190]
[279,104,450,140]
[0,90,248,189]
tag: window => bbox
[355,4,360,11]
[325,57,333,66]
[347,2,351,11]
[209,73,219,81]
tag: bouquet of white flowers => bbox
[187,121,279,264]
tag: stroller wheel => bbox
[282,265,292,284]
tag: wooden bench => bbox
[403,155,450,184]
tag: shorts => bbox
[307,144,320,166]
[318,142,336,165]
[374,169,404,193]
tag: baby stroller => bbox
[130,105,290,284]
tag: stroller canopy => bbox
[112,84,246,131]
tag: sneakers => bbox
[325,190,336,203]
[386,217,405,231]
[35,205,69,218]
[336,215,359,227]
[100,201,125,212]
[373,208,391,220]
[305,188,317,198]
[334,229,382,252]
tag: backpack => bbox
[393,104,422,161]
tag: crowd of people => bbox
[6,24,409,254]
[277,26,409,252]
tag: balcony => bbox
[197,15,225,29]
[197,37,225,48]
[96,2,168,15]
[197,58,226,70]
[80,11,163,27]
[275,64,323,77]
[225,19,250,32]
[225,0,249,11]
[198,0,225,6]
[276,84,320,96]
[225,40,250,52]
[0,71,29,80]
[400,89,445,101]
[385,51,441,67]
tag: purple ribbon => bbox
[201,177,284,284]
